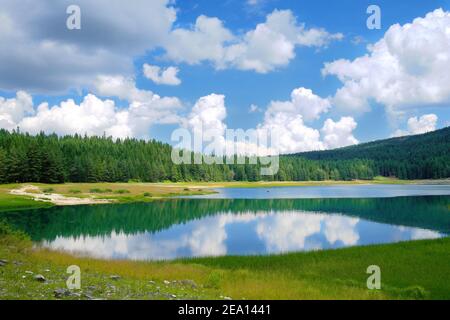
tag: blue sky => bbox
[141,0,449,142]
[0,0,449,153]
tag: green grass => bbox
[184,238,450,300]
[166,177,446,189]
[114,189,130,194]
[0,183,215,212]
[0,192,52,213]
[1,222,449,300]
[89,188,113,193]
[0,178,448,213]
[0,195,42,212]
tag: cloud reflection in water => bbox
[40,210,442,260]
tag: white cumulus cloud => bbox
[393,114,438,137]
[323,9,450,118]
[143,64,181,86]
[181,89,358,155]
[0,91,34,130]
[259,112,323,153]
[165,9,342,73]
[321,117,358,149]
[267,87,331,122]
[257,88,357,153]
[165,15,234,65]
[0,2,343,94]
[0,77,182,139]
[407,114,438,134]
[187,93,228,138]
[18,94,131,138]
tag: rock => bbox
[84,293,95,300]
[180,280,197,288]
[87,285,97,291]
[0,261,6,267]
[34,274,46,282]
[148,280,156,285]
[25,271,33,275]
[223,296,232,300]
[106,284,116,292]
[44,269,50,273]
[54,288,71,298]
[160,293,175,299]
[110,275,121,281]
[163,280,171,285]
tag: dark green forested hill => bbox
[0,127,448,184]
[294,126,450,179]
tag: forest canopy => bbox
[0,127,448,184]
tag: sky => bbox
[0,0,449,155]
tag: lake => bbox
[1,185,449,261]
[187,184,450,199]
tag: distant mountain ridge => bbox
[291,127,450,179]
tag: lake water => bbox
[1,185,448,261]
[187,184,450,199]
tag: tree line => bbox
[297,126,450,180]
[0,127,448,184]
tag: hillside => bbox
[293,127,450,179]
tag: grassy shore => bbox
[0,225,449,300]
[0,182,213,212]
[0,190,53,213]
[1,178,448,300]
[166,176,450,188]
[1,177,448,212]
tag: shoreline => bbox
[1,178,450,212]
[9,185,113,206]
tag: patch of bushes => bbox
[89,188,113,193]
[143,192,152,197]
[69,189,82,194]
[42,188,54,194]
[114,189,130,194]
[128,179,141,183]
